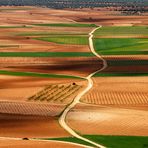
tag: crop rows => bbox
[28,83,82,103]
[0,101,64,116]
[82,91,148,105]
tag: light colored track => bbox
[59,26,107,148]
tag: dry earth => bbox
[0,114,69,138]
[0,139,82,148]
[67,103,148,136]
[82,77,148,105]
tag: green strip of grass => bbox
[94,72,148,77]
[93,38,148,55]
[0,70,81,79]
[0,52,93,57]
[84,135,148,148]
[33,23,97,27]
[35,36,88,45]
[45,135,148,148]
[94,26,148,36]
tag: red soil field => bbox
[0,139,82,148]
[0,114,69,138]
[82,77,148,105]
[0,75,82,102]
[0,101,65,116]
[67,103,148,136]
[0,57,102,77]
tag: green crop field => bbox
[84,135,148,148]
[93,38,148,55]
[0,52,93,57]
[34,23,97,27]
[45,135,148,148]
[0,70,81,79]
[94,26,148,36]
[94,72,148,77]
[36,36,88,45]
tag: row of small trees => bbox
[0,0,147,9]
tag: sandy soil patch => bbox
[67,103,148,136]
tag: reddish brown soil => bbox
[0,57,103,77]
[0,101,65,116]
[82,77,148,105]
[103,65,148,73]
[0,139,82,148]
[67,103,148,136]
[0,75,82,102]
[0,114,69,138]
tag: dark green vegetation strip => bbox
[107,60,148,66]
[94,26,148,36]
[0,52,93,57]
[45,135,148,148]
[94,72,148,77]
[35,36,88,45]
[0,70,81,79]
[34,23,97,27]
[43,137,94,147]
[93,38,148,55]
[84,135,148,148]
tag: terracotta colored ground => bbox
[0,114,69,138]
[67,103,148,136]
[0,139,83,148]
[0,75,82,102]
[0,57,102,77]
[82,77,148,105]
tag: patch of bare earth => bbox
[82,77,148,105]
[0,75,82,102]
[0,57,103,77]
[0,140,79,148]
[0,114,69,138]
[0,139,82,148]
[67,103,148,136]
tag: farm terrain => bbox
[0,6,148,148]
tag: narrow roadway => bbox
[59,26,108,148]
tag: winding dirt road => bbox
[59,26,108,148]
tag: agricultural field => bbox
[28,83,83,104]
[93,38,148,55]
[0,5,148,148]
[94,26,148,37]
[67,103,148,136]
[48,135,148,148]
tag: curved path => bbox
[59,26,107,148]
